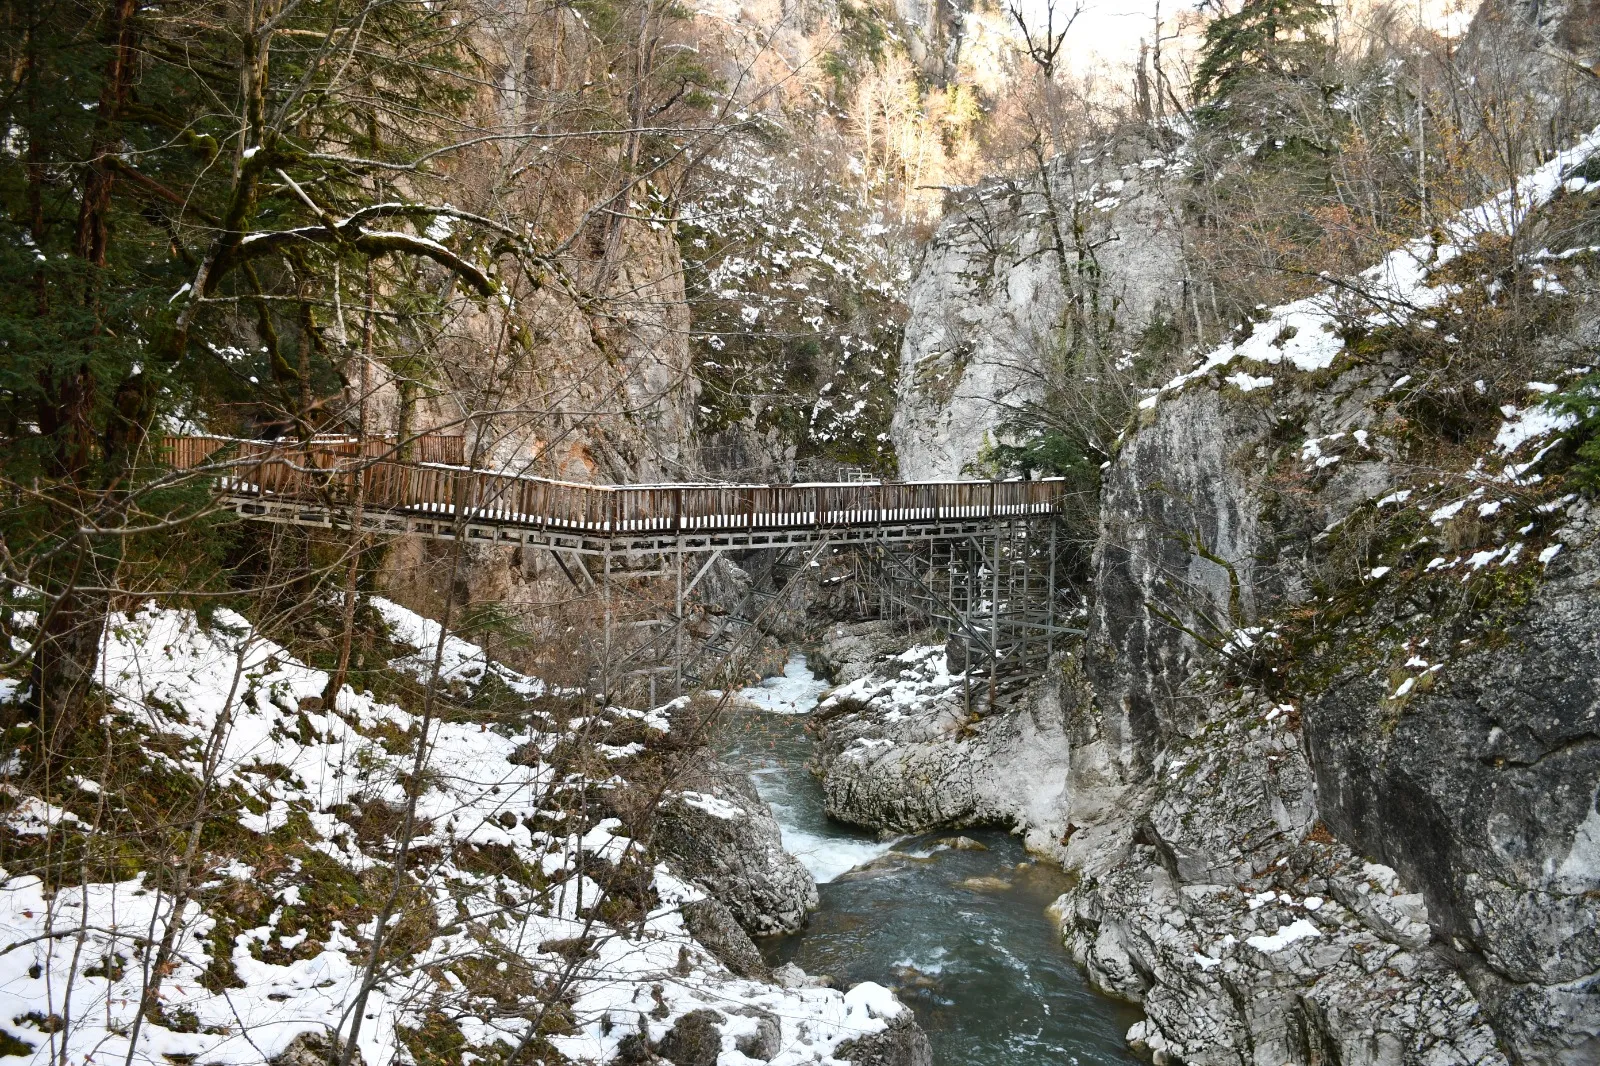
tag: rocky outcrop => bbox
[1083,340,1426,777]
[653,755,819,936]
[1062,689,1508,1066]
[890,135,1185,479]
[1456,0,1600,153]
[1306,511,1600,1063]
[1070,310,1600,1062]
[807,634,1079,856]
[679,897,770,980]
[808,620,914,685]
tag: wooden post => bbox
[675,535,684,699]
[602,543,612,704]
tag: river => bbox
[715,654,1144,1066]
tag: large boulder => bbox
[680,897,770,980]
[653,755,817,935]
[833,1011,933,1066]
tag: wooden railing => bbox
[161,435,1064,534]
[164,432,464,469]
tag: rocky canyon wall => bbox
[889,134,1186,480]
[864,21,1600,1058]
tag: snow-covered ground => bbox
[0,601,910,1065]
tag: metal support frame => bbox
[853,516,1082,712]
[602,543,612,700]
[675,538,684,699]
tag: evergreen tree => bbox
[1,0,565,740]
[1192,0,1332,106]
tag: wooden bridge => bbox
[163,435,1065,553]
[164,435,1072,706]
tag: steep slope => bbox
[0,602,928,1065]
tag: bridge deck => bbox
[165,435,1064,553]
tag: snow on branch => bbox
[236,221,495,295]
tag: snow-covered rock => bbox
[653,754,819,936]
[808,634,1076,858]
[1067,129,1600,1063]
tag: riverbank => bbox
[717,653,1143,1065]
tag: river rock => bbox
[679,897,769,979]
[653,755,818,935]
[772,962,807,989]
[771,962,834,989]
[833,1011,933,1066]
[958,876,1011,891]
[810,620,917,685]
[809,642,1080,856]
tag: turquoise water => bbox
[716,662,1143,1066]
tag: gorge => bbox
[4,0,1600,1059]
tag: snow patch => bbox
[1246,918,1322,953]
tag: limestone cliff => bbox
[1068,341,1599,1061]
[890,134,1186,480]
[849,108,1600,1066]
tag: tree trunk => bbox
[30,0,145,743]
[323,268,376,707]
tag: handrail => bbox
[159,435,1065,534]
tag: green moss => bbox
[0,1029,36,1057]
[398,1012,469,1066]
[200,911,247,992]
[1249,492,1555,704]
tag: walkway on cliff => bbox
[164,433,1072,706]
[163,434,1065,553]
